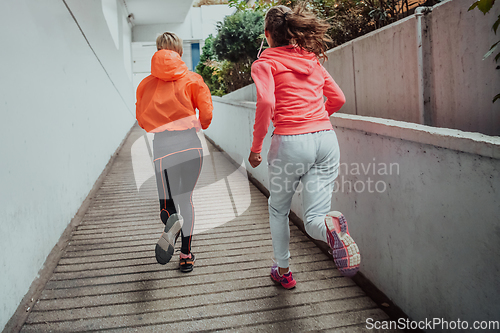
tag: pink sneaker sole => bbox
[325,211,360,277]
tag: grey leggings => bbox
[153,128,203,254]
[267,130,340,268]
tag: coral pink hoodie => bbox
[250,46,345,153]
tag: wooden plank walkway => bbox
[20,124,398,332]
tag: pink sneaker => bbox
[270,263,296,289]
[325,211,360,277]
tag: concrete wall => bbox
[325,0,500,136]
[330,114,500,328]
[222,84,257,102]
[429,0,500,134]
[204,98,270,187]
[323,43,357,115]
[355,16,420,123]
[205,97,500,331]
[0,0,135,330]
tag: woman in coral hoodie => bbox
[248,4,360,288]
[136,32,213,273]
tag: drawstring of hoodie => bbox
[257,38,265,59]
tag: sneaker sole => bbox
[155,215,182,265]
[180,265,194,273]
[326,211,360,277]
[179,253,196,273]
[270,275,296,289]
[179,255,195,273]
[270,264,296,289]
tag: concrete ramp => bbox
[19,124,396,332]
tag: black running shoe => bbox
[155,214,183,265]
[179,253,195,273]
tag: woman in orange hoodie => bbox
[136,32,213,272]
[248,4,360,288]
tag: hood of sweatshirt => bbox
[151,49,188,82]
[256,46,318,75]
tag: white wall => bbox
[222,84,257,102]
[0,0,135,330]
[325,0,500,136]
[132,5,234,42]
[205,97,500,331]
[130,4,234,91]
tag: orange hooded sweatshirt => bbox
[136,49,213,133]
[251,46,345,153]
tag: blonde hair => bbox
[156,32,183,56]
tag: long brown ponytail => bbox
[265,2,331,60]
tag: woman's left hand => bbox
[248,151,262,168]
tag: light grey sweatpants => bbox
[267,130,340,268]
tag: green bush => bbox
[212,10,265,63]
[218,60,253,93]
[197,10,264,94]
[326,0,374,47]
[195,35,226,96]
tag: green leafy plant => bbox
[228,0,282,11]
[202,9,265,93]
[219,60,254,92]
[328,0,375,46]
[195,35,227,96]
[227,0,252,10]
[469,0,500,102]
[469,0,496,13]
[212,10,265,63]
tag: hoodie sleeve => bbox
[135,79,146,129]
[192,75,213,130]
[322,66,346,116]
[251,61,275,154]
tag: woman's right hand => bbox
[248,151,262,168]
